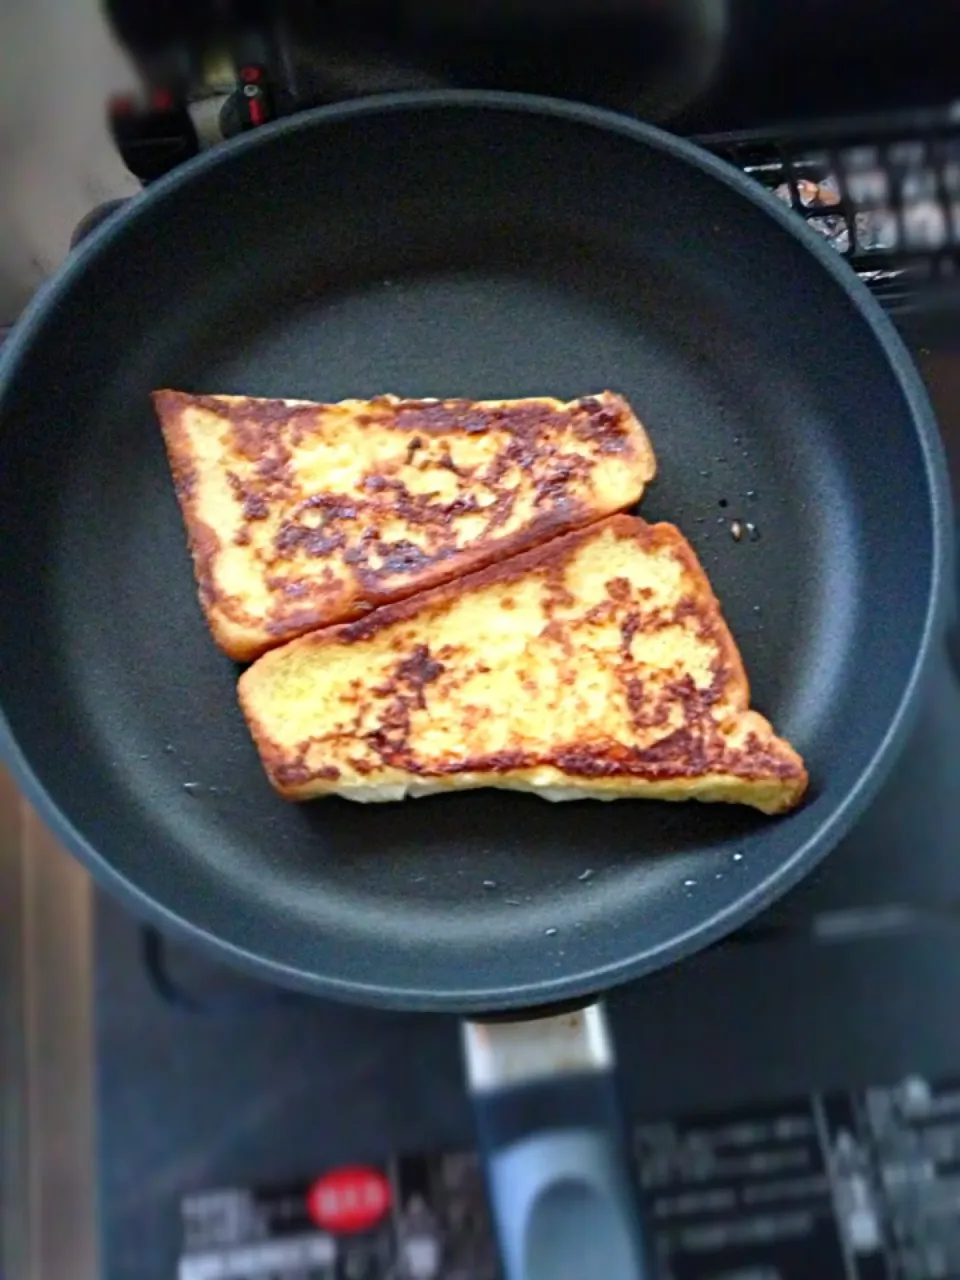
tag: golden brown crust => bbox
[153,390,656,661]
[238,515,808,813]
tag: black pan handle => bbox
[463,1003,652,1280]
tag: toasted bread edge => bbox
[154,390,272,662]
[270,766,806,814]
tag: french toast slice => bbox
[238,515,808,813]
[153,390,655,661]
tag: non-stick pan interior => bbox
[0,97,947,1009]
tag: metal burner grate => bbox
[698,105,960,319]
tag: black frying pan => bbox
[0,93,951,1279]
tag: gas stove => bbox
[84,358,960,1280]
[4,28,960,1280]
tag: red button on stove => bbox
[307,1166,392,1235]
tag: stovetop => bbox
[72,346,959,1280]
[3,120,960,1280]
[0,328,955,1279]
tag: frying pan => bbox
[0,92,951,1278]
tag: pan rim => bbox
[0,89,953,1012]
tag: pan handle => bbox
[462,1003,651,1280]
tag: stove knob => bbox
[109,90,199,183]
[219,65,273,137]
